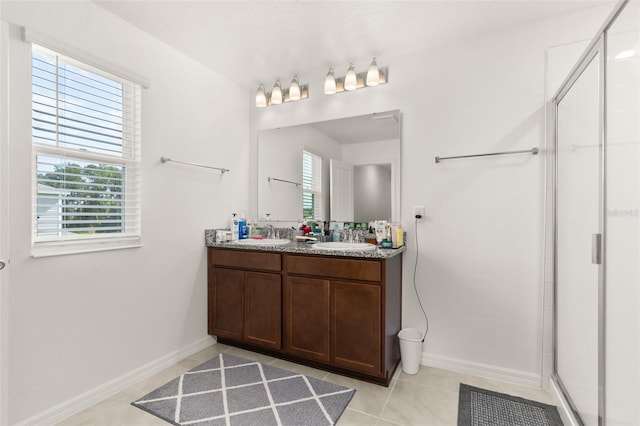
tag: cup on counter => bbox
[215,229,231,242]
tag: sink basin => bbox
[235,238,291,246]
[313,242,378,251]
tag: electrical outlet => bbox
[413,205,426,222]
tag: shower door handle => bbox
[592,233,602,265]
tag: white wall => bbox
[250,5,613,386]
[1,1,250,423]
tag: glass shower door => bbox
[605,2,640,424]
[555,47,602,426]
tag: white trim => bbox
[22,27,150,89]
[14,336,216,426]
[421,352,542,389]
[550,377,581,426]
[0,20,10,426]
[31,238,142,258]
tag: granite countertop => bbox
[204,230,406,259]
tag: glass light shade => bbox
[366,57,380,86]
[271,81,283,105]
[344,63,357,91]
[289,76,301,101]
[255,84,267,107]
[324,68,336,95]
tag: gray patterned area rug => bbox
[132,353,355,425]
[458,384,563,426]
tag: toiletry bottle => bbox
[375,221,385,246]
[246,220,253,238]
[332,224,341,242]
[229,213,239,241]
[391,224,398,248]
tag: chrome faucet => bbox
[262,224,275,239]
[346,228,354,243]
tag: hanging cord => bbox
[413,217,429,342]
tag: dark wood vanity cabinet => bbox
[208,249,281,350]
[285,255,392,379]
[209,267,244,341]
[285,276,330,362]
[208,247,402,385]
[285,276,382,375]
[331,280,381,375]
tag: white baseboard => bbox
[421,352,542,389]
[15,335,216,426]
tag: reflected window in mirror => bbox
[303,150,323,220]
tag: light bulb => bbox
[324,68,336,95]
[366,57,379,86]
[289,76,300,101]
[344,63,357,91]
[255,84,267,107]
[271,80,282,105]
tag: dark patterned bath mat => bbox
[132,352,355,425]
[458,383,563,426]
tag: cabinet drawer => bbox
[286,255,381,282]
[210,248,281,272]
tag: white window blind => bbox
[302,150,322,220]
[31,44,142,255]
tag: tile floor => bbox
[58,343,554,426]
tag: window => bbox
[302,150,322,220]
[31,45,141,255]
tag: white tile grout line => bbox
[377,370,400,422]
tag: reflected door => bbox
[555,47,602,425]
[330,159,354,221]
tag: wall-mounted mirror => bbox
[258,110,401,223]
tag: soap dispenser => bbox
[229,213,239,241]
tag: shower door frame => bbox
[551,1,630,424]
[552,36,605,426]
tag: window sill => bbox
[31,237,142,258]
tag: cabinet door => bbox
[209,268,244,340]
[331,281,381,375]
[245,272,281,350]
[285,276,330,362]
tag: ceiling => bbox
[94,1,614,89]
[309,110,399,144]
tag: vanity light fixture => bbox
[255,84,267,107]
[324,68,336,95]
[271,80,283,105]
[255,77,309,107]
[324,58,388,95]
[344,63,357,91]
[289,76,301,101]
[366,57,380,86]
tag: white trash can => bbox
[398,328,424,375]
